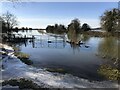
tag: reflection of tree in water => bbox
[70,43,80,54]
[67,31,91,54]
[98,37,119,61]
[67,31,90,44]
[97,37,120,81]
[67,30,81,54]
[67,30,81,44]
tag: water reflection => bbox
[67,28,81,44]
[14,30,92,55]
[66,30,91,54]
[98,36,119,61]
[15,30,118,81]
[10,30,119,81]
[97,37,120,81]
[26,31,91,53]
[12,30,119,62]
[67,29,91,43]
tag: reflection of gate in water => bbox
[30,34,66,49]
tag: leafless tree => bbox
[2,11,18,30]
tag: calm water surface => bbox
[16,30,118,81]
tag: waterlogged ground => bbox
[18,30,118,80]
[4,30,118,88]
[2,53,118,88]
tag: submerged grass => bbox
[46,68,68,74]
[12,46,20,52]
[14,52,29,59]
[20,58,33,65]
[98,64,120,81]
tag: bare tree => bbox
[2,11,18,30]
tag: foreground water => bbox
[13,30,119,82]
[2,52,118,88]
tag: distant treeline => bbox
[12,27,45,31]
[46,24,67,34]
[91,27,102,30]
[46,19,92,34]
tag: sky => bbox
[0,2,118,28]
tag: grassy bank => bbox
[14,52,33,65]
[2,78,50,89]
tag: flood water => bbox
[14,30,119,81]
